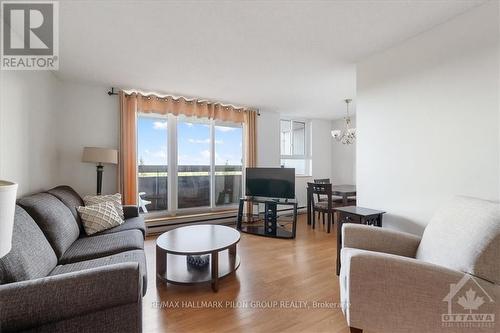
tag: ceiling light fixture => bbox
[331,98,356,144]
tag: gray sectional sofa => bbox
[0,186,147,333]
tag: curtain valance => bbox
[123,91,257,123]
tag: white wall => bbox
[257,110,280,167]
[55,81,119,196]
[311,119,333,180]
[331,117,356,184]
[357,1,499,235]
[0,71,60,196]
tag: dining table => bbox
[331,185,356,206]
[306,184,357,226]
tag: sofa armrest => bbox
[0,263,142,332]
[123,205,139,218]
[340,248,500,332]
[342,224,421,258]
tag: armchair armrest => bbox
[0,263,142,332]
[342,224,421,258]
[340,248,500,332]
[123,205,139,218]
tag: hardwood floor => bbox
[143,214,351,333]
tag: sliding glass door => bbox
[214,124,243,207]
[177,116,211,209]
[137,115,168,212]
[137,114,243,215]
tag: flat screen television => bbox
[245,167,295,199]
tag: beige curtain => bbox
[119,92,138,205]
[244,110,257,167]
[244,110,257,215]
[118,91,258,206]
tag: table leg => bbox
[229,244,237,271]
[211,251,219,292]
[327,210,332,233]
[229,244,237,256]
[336,217,342,275]
[156,245,167,286]
[307,186,312,225]
[292,203,298,238]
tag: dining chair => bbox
[313,178,330,222]
[308,182,343,233]
[313,179,343,222]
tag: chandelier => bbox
[331,99,356,144]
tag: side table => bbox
[334,206,386,275]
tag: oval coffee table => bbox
[156,225,241,292]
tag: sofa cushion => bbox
[416,196,500,284]
[59,229,144,264]
[96,216,146,237]
[50,250,147,296]
[77,201,124,236]
[0,206,57,284]
[83,193,124,219]
[17,193,80,259]
[46,185,84,234]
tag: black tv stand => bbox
[237,197,298,239]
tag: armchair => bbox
[340,196,500,333]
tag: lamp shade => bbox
[82,147,118,164]
[0,180,18,257]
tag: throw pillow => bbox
[83,193,124,219]
[77,201,123,235]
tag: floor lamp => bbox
[82,147,118,195]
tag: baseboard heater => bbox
[146,206,305,236]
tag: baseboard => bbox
[145,206,306,236]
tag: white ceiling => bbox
[57,0,485,119]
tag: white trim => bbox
[209,119,216,208]
[167,113,177,212]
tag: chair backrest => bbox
[307,182,332,206]
[416,196,500,285]
[313,179,331,201]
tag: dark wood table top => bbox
[331,185,356,194]
[333,205,385,216]
[156,225,240,255]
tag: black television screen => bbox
[245,168,295,199]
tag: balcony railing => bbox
[138,165,242,212]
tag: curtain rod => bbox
[107,87,260,116]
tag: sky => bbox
[137,116,243,166]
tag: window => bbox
[214,124,243,206]
[177,117,211,209]
[137,114,243,214]
[280,119,310,175]
[137,115,168,211]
